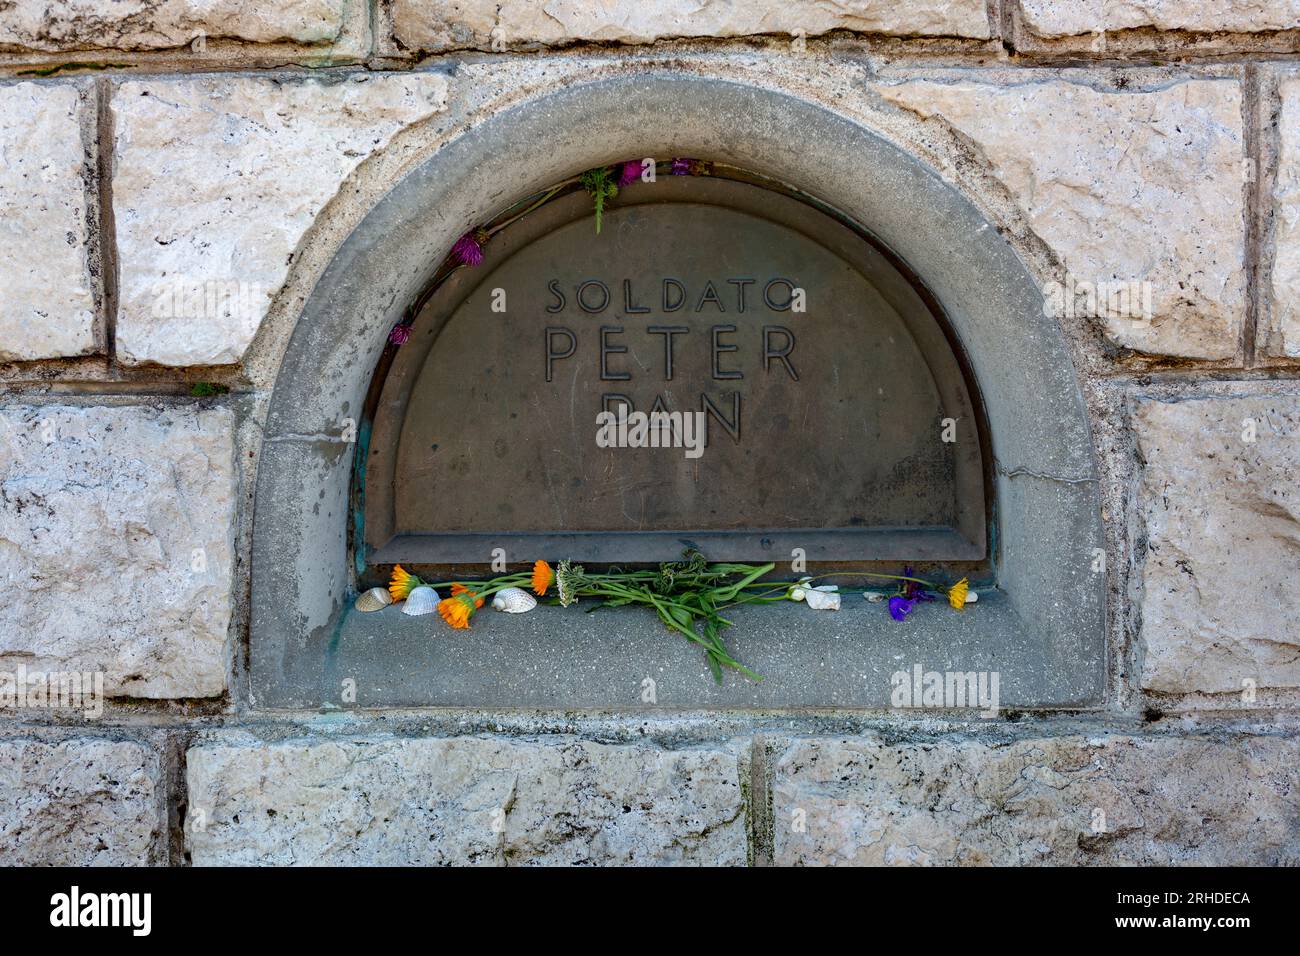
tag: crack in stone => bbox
[995,460,1098,484]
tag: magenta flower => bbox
[451,230,485,266]
[888,597,915,622]
[617,160,642,186]
[388,323,411,345]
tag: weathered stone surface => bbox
[1017,1,1300,38]
[0,0,357,53]
[774,734,1300,865]
[1135,396,1300,696]
[386,0,990,52]
[0,81,96,362]
[1269,77,1300,358]
[879,76,1244,360]
[112,73,449,367]
[0,737,161,865]
[0,404,236,698]
[186,735,746,865]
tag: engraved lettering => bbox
[711,324,742,380]
[763,325,799,381]
[727,278,754,313]
[546,279,566,314]
[600,326,630,381]
[578,280,611,313]
[647,325,688,381]
[695,281,725,313]
[545,327,576,382]
[624,279,651,314]
[663,278,686,312]
[763,278,797,311]
[701,391,741,443]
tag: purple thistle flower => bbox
[451,231,485,267]
[888,596,915,622]
[617,160,642,187]
[388,323,411,346]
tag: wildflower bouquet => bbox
[383,552,974,685]
[390,551,778,682]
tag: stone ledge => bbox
[0,736,163,865]
[772,733,1300,865]
[185,734,748,865]
[382,0,992,54]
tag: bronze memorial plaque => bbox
[364,176,985,565]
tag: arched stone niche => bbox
[251,73,1105,710]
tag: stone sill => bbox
[257,589,1101,711]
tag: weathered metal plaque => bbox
[365,177,985,564]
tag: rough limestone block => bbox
[1268,77,1300,358]
[112,73,449,366]
[186,735,747,865]
[0,404,236,698]
[774,734,1300,865]
[0,0,360,54]
[386,0,990,52]
[0,81,96,361]
[0,737,161,865]
[879,75,1244,360]
[1016,1,1300,38]
[1135,396,1300,696]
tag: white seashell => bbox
[402,585,440,616]
[964,590,979,604]
[354,587,392,612]
[864,592,886,603]
[804,588,841,611]
[492,586,537,613]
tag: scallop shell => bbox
[492,586,537,613]
[402,585,440,616]
[354,587,393,612]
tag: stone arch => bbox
[250,72,1105,708]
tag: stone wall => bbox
[1,1,1298,865]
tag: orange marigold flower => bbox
[437,593,478,629]
[389,565,422,602]
[450,583,484,608]
[532,560,555,596]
